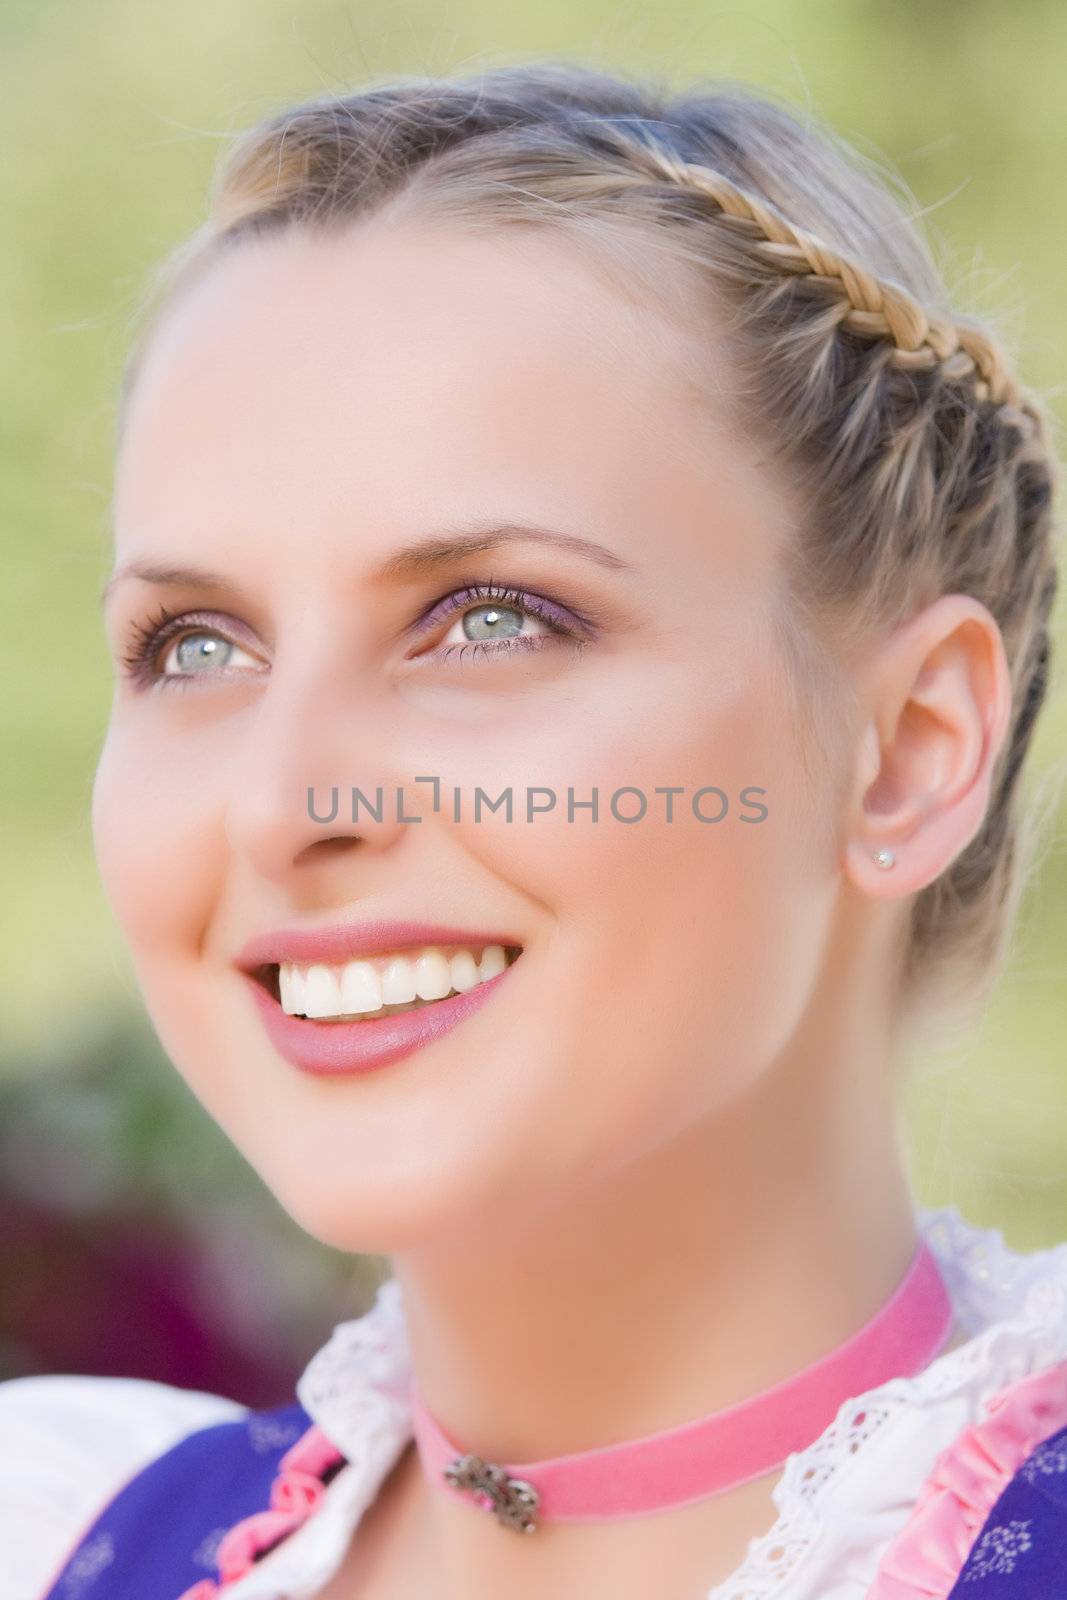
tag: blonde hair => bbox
[120,62,1062,1031]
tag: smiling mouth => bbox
[250,944,523,1023]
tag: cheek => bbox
[92,716,225,973]
[430,648,838,1124]
[92,719,246,1143]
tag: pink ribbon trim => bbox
[866,1355,1067,1599]
[175,1421,344,1599]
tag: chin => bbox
[257,1151,513,1259]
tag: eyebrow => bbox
[99,521,632,608]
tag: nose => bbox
[223,663,420,884]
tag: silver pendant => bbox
[443,1452,541,1534]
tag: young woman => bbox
[3,60,1066,1600]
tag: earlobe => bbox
[843,595,1013,902]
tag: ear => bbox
[843,594,1013,899]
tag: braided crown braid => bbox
[122,64,1062,1027]
[603,144,1044,420]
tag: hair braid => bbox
[533,119,1053,452]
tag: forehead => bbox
[112,216,759,575]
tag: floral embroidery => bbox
[190,1527,231,1570]
[246,1414,304,1454]
[1018,1433,1067,1484]
[960,1518,1033,1581]
[58,1530,115,1595]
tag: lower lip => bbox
[243,966,514,1077]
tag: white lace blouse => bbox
[4,1203,1067,1600]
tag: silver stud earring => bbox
[873,846,896,870]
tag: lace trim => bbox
[703,1205,1067,1600]
[295,1273,412,1462]
[284,1206,1067,1600]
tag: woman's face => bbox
[94,217,839,1254]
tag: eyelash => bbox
[118,582,592,691]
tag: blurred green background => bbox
[2,0,1066,1393]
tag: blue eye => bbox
[120,606,264,691]
[410,580,593,665]
[166,633,239,673]
[447,600,527,643]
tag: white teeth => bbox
[278,962,305,1015]
[414,950,452,1000]
[304,964,343,1020]
[275,943,518,1020]
[479,944,507,980]
[449,950,480,992]
[380,958,416,1005]
[341,961,384,1014]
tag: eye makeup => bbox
[117,578,598,691]
[402,578,595,668]
[118,603,263,692]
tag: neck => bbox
[375,920,943,1592]
[390,1036,921,1471]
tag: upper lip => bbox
[234,918,523,973]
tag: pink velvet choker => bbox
[408,1238,955,1533]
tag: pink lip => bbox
[234,919,522,972]
[242,964,514,1077]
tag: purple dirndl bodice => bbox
[38,1399,348,1600]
